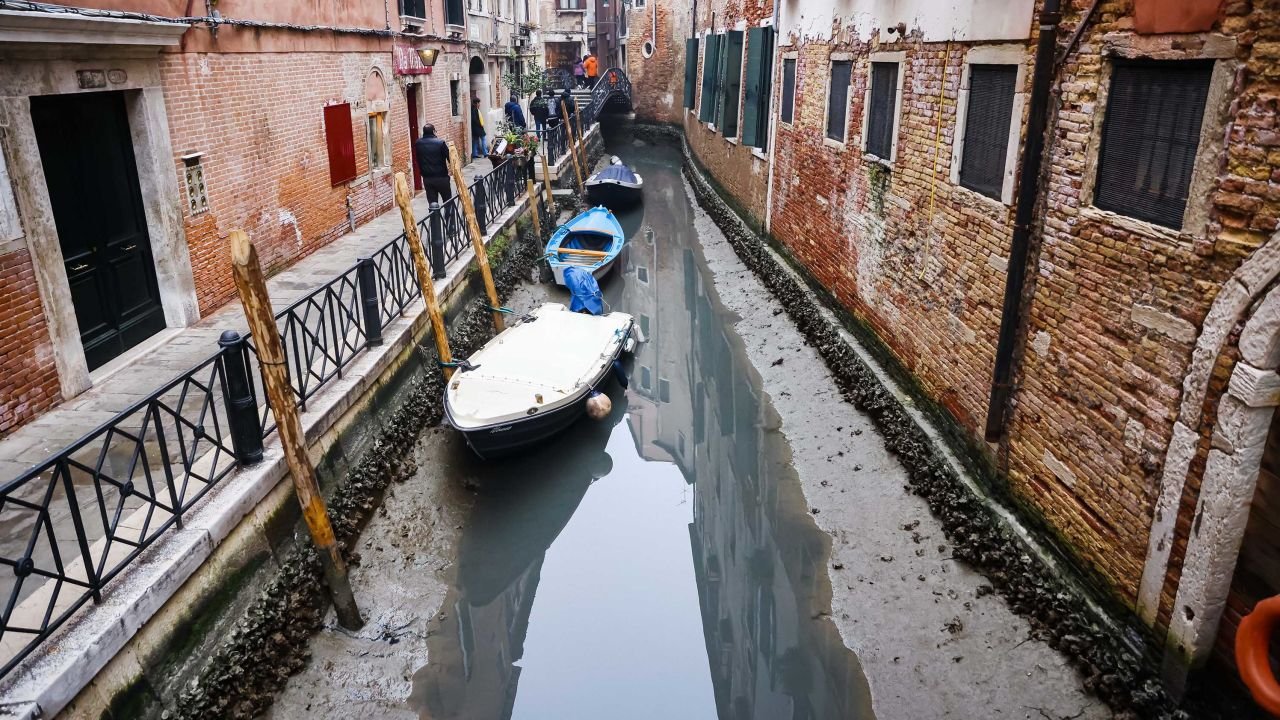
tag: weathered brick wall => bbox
[681,0,774,224]
[0,250,61,435]
[624,0,687,123]
[162,50,411,315]
[767,30,1032,512]
[638,0,1280,628]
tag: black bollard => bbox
[356,257,382,347]
[428,202,446,277]
[218,330,264,465]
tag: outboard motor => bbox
[563,266,604,315]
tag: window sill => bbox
[724,136,738,145]
[863,152,893,170]
[556,8,587,13]
[822,136,846,151]
[1079,205,1188,244]
[952,182,1011,214]
[751,148,768,162]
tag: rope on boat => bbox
[439,359,478,371]
[489,305,515,314]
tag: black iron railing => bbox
[0,157,529,680]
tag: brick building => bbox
[0,0,469,435]
[633,0,1280,683]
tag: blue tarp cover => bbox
[564,266,604,315]
[592,164,639,184]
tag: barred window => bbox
[826,60,852,142]
[1094,60,1213,229]
[959,64,1018,200]
[780,58,796,125]
[865,61,899,159]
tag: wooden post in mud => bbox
[393,172,454,380]
[541,150,556,209]
[570,104,589,178]
[446,142,505,333]
[524,166,543,241]
[228,230,364,631]
[559,99,585,195]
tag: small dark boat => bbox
[585,156,643,209]
[546,206,625,285]
[443,303,635,458]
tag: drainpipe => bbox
[983,0,1061,442]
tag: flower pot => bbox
[1133,0,1222,34]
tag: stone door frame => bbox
[0,19,198,400]
[1137,229,1280,678]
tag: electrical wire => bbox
[0,0,451,41]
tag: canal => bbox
[267,129,1104,720]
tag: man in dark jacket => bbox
[413,124,451,279]
[530,89,550,134]
[414,124,451,204]
[559,89,577,130]
[503,93,526,130]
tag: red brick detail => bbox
[0,250,63,436]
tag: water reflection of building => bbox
[410,393,624,719]
[620,168,869,719]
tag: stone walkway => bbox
[0,158,496,481]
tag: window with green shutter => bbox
[683,38,699,109]
[720,30,744,136]
[742,26,775,149]
[699,34,721,123]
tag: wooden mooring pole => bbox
[524,163,542,241]
[228,230,363,630]
[393,172,454,380]
[541,150,556,210]
[446,142,506,333]
[559,99,585,195]
[570,106,589,180]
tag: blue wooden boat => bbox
[546,206,625,285]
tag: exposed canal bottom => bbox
[267,129,1110,720]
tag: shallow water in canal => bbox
[409,133,872,720]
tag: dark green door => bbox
[31,91,165,371]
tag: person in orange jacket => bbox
[584,53,599,83]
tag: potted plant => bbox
[1133,0,1222,34]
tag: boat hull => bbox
[445,328,629,459]
[585,181,642,210]
[551,256,618,285]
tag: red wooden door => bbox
[407,85,422,191]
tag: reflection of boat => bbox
[411,387,629,719]
[444,303,634,458]
[546,206,625,285]
[585,155,644,209]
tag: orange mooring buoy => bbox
[1237,595,1280,717]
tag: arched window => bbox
[365,69,389,170]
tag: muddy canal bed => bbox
[268,135,1106,719]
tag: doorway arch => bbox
[1162,267,1280,675]
[468,55,489,113]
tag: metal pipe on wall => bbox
[983,0,1062,442]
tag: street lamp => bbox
[417,48,441,67]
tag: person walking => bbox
[530,89,550,135]
[559,88,577,133]
[584,53,599,86]
[503,93,526,130]
[573,57,586,89]
[412,124,451,279]
[470,96,487,159]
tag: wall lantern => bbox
[417,48,441,67]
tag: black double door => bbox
[31,91,166,372]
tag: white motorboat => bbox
[444,303,635,458]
